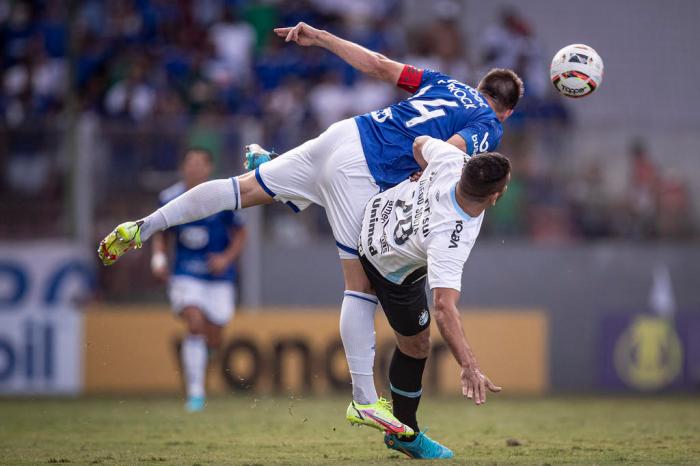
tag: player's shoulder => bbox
[479,116,504,137]
[421,68,453,83]
[159,181,186,205]
[424,137,468,166]
[433,184,484,235]
[422,69,477,90]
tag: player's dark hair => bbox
[477,68,524,112]
[458,152,511,201]
[183,147,214,164]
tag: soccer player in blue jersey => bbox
[99,22,523,434]
[150,148,247,412]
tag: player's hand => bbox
[273,22,323,47]
[152,265,169,282]
[461,366,502,406]
[409,170,424,182]
[151,253,169,282]
[207,253,231,275]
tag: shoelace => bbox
[377,397,393,412]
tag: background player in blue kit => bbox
[100,22,522,430]
[150,148,247,412]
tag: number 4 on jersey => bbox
[405,86,458,128]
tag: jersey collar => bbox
[450,183,476,221]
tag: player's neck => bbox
[483,95,507,122]
[455,189,486,218]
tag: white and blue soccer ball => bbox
[550,44,604,98]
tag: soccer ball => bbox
[550,44,604,98]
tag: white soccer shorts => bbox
[256,118,379,259]
[168,275,235,327]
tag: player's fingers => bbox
[479,378,486,404]
[273,27,291,36]
[290,24,302,41]
[466,384,474,399]
[486,377,502,392]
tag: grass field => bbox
[1,395,699,465]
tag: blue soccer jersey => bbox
[355,66,503,190]
[159,182,244,282]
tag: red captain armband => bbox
[397,65,424,93]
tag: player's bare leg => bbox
[237,171,275,208]
[203,320,225,403]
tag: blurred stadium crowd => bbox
[1,0,695,242]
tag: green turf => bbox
[0,395,699,465]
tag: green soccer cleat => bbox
[97,221,143,266]
[384,431,454,459]
[346,398,414,437]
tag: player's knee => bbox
[341,262,374,295]
[398,331,431,359]
[412,334,431,358]
[237,172,272,207]
[182,307,205,335]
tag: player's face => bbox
[182,151,213,187]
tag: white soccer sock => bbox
[182,334,207,399]
[340,291,379,405]
[140,178,241,242]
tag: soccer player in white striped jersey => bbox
[356,136,509,459]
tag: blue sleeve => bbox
[456,120,503,156]
[398,67,450,93]
[420,69,449,86]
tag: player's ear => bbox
[489,189,502,206]
[491,184,508,206]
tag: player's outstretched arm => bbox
[273,22,404,84]
[432,287,502,405]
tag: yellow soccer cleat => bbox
[97,221,143,266]
[346,397,414,437]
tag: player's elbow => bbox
[413,136,430,152]
[413,136,430,167]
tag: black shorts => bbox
[359,254,430,337]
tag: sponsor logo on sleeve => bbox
[471,132,489,155]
